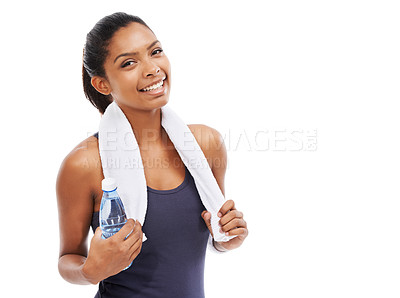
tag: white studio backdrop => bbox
[1,0,399,297]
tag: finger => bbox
[219,210,243,226]
[217,200,236,218]
[129,237,143,263]
[224,227,248,237]
[94,227,103,239]
[128,228,143,255]
[201,210,214,237]
[201,210,212,224]
[125,221,143,245]
[115,218,136,241]
[220,218,247,233]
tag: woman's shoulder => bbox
[187,123,221,136]
[187,123,225,148]
[187,124,227,169]
[56,135,102,192]
[60,134,100,170]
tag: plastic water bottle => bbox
[100,178,132,270]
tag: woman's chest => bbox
[91,146,187,211]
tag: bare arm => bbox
[188,124,227,196]
[193,124,248,251]
[56,147,98,284]
[56,143,143,285]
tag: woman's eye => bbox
[122,61,135,68]
[152,48,163,55]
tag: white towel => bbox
[98,101,237,251]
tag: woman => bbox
[57,12,248,297]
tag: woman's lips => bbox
[139,79,167,96]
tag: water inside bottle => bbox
[100,197,128,239]
[99,189,132,270]
[101,216,128,238]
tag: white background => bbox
[1,0,400,297]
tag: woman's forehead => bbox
[108,22,157,55]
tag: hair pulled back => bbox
[82,12,151,114]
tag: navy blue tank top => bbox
[91,132,209,297]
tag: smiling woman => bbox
[82,15,170,114]
[57,11,248,298]
[89,22,171,113]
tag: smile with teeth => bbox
[140,79,165,92]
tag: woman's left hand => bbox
[201,199,248,251]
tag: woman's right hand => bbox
[82,219,143,284]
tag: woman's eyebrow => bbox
[113,40,160,64]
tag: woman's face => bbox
[101,22,171,111]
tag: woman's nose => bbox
[143,60,160,77]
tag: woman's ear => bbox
[91,76,112,95]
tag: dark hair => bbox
[82,12,152,114]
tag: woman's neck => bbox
[120,105,166,149]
